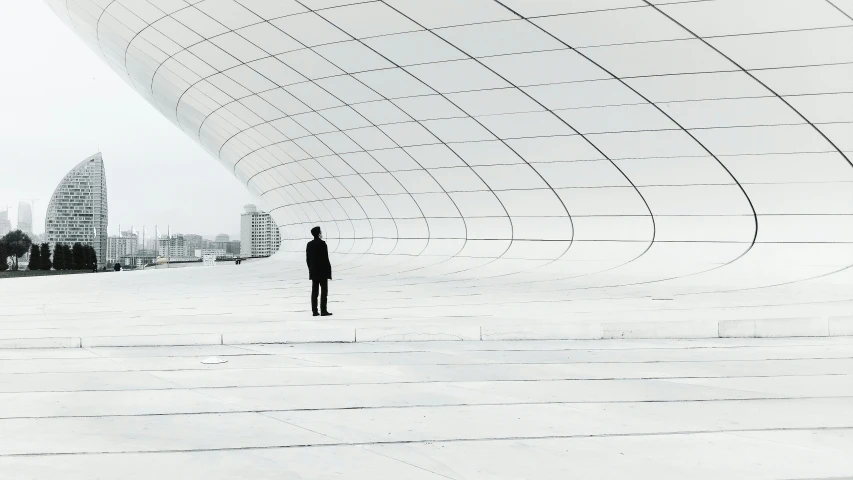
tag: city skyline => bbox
[2,177,247,240]
[108,226,242,243]
[1,202,243,242]
[0,1,255,237]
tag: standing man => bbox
[306,226,332,316]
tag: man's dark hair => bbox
[311,226,321,237]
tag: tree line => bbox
[0,230,98,272]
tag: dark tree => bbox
[64,245,73,270]
[89,246,98,271]
[52,243,65,271]
[58,244,65,270]
[0,243,8,272]
[72,243,85,270]
[51,244,61,270]
[39,243,52,271]
[0,230,32,271]
[28,244,40,271]
[82,245,92,271]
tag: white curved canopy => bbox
[46,0,853,298]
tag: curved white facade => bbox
[45,153,108,267]
[46,1,853,295]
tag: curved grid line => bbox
[485,0,758,287]
[49,0,853,297]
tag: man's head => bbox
[311,226,321,239]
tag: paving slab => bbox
[0,413,334,455]
[369,431,853,480]
[0,446,450,479]
[2,266,852,477]
[1,261,851,349]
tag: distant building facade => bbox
[127,247,158,267]
[211,233,229,252]
[158,234,188,258]
[0,209,10,236]
[45,153,108,267]
[17,202,33,235]
[107,230,138,265]
[121,253,158,268]
[194,248,226,259]
[240,204,281,258]
[227,240,241,255]
[183,234,203,257]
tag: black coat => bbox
[306,239,332,280]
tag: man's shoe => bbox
[321,312,333,316]
[313,312,320,317]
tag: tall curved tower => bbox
[44,1,853,297]
[45,153,108,267]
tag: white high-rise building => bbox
[107,230,138,266]
[45,153,108,268]
[17,202,33,235]
[240,205,281,258]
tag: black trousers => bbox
[311,278,328,314]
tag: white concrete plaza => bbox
[1,258,852,348]
[2,334,853,478]
[0,261,851,478]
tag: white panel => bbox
[50,0,853,306]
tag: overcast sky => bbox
[0,2,256,238]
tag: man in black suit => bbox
[306,226,332,316]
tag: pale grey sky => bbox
[0,1,256,238]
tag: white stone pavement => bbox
[1,337,852,478]
[0,258,851,347]
[1,259,851,477]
